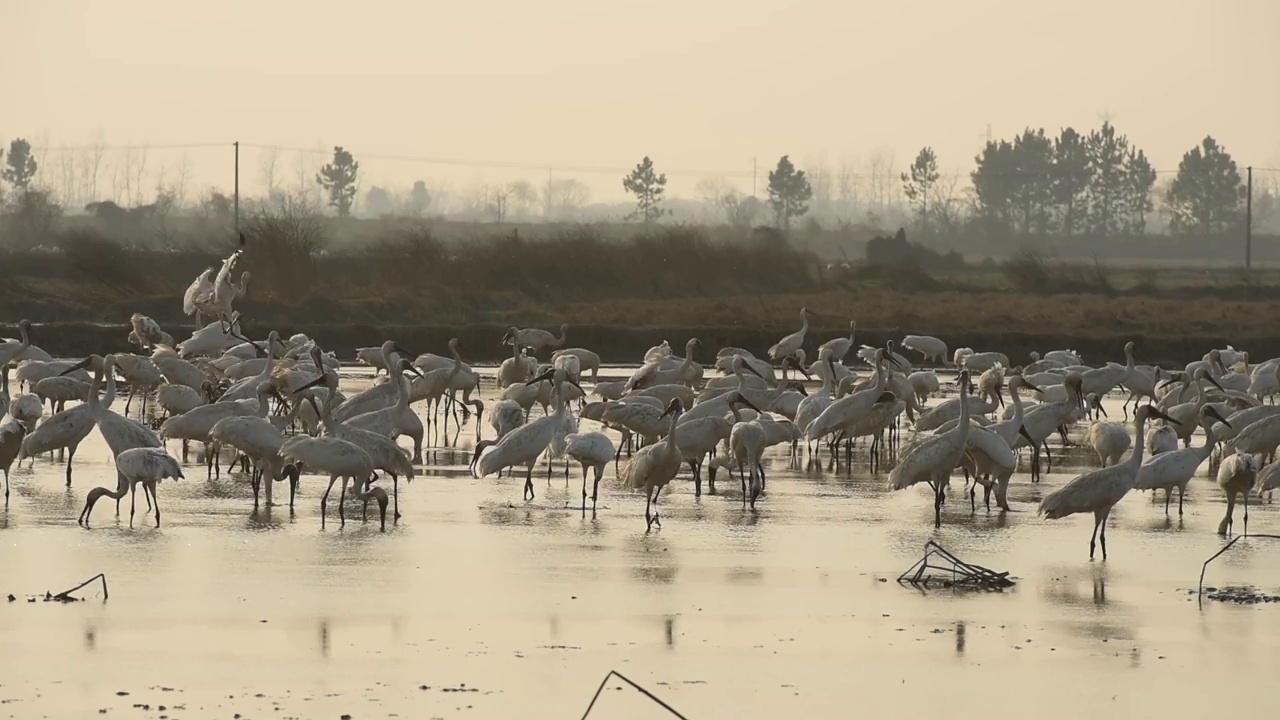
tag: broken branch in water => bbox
[1198,534,1280,608]
[898,541,1014,591]
[580,670,689,720]
[49,573,109,603]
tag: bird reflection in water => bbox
[84,625,96,651]
[665,616,675,649]
[955,622,966,656]
[319,618,331,659]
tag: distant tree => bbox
[315,146,359,217]
[900,147,940,235]
[364,185,396,216]
[2,138,39,191]
[970,139,1016,236]
[1123,148,1156,234]
[1165,136,1244,236]
[1051,127,1090,236]
[1084,122,1129,237]
[1009,129,1054,237]
[540,177,589,219]
[406,180,431,217]
[486,181,536,223]
[767,155,813,232]
[622,156,667,223]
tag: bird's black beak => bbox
[1018,425,1035,444]
[1023,379,1041,393]
[1157,378,1177,391]
[735,395,763,414]
[1206,375,1225,392]
[294,374,327,394]
[787,357,813,380]
[400,359,424,378]
[526,369,555,386]
[1207,406,1231,428]
[1147,406,1176,423]
[394,344,416,361]
[61,357,93,375]
[876,391,896,403]
[742,363,763,379]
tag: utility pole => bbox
[1246,165,1253,280]
[233,141,240,233]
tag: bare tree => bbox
[259,147,280,199]
[540,177,590,220]
[836,158,859,221]
[57,147,78,208]
[867,149,895,213]
[83,131,106,203]
[486,181,535,223]
[172,154,193,210]
[124,145,149,206]
[929,172,965,235]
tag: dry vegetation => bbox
[2,203,1279,362]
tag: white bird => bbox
[817,320,857,363]
[112,353,163,416]
[20,357,119,488]
[901,334,948,365]
[644,341,672,364]
[1133,406,1231,515]
[295,358,415,519]
[474,368,582,501]
[1216,452,1259,536]
[346,371,425,464]
[34,375,89,413]
[958,350,1009,373]
[280,432,387,530]
[551,348,601,383]
[1254,461,1280,502]
[1038,404,1173,560]
[794,354,838,447]
[0,320,33,370]
[619,398,686,529]
[0,415,27,506]
[178,315,246,358]
[908,371,940,404]
[1043,350,1083,367]
[729,414,767,508]
[1162,369,1225,446]
[128,313,172,350]
[806,349,900,443]
[331,341,419,421]
[160,383,276,474]
[497,343,536,388]
[79,447,184,529]
[1145,424,1178,456]
[1086,416,1131,468]
[563,432,615,512]
[767,307,809,364]
[626,338,701,391]
[502,324,568,357]
[220,330,282,402]
[1019,374,1085,480]
[209,412,300,509]
[889,370,975,527]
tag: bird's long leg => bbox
[591,466,601,513]
[391,472,400,521]
[1043,441,1053,473]
[1164,488,1171,514]
[320,474,339,529]
[251,468,261,507]
[581,464,589,514]
[524,465,535,502]
[689,460,702,498]
[932,479,944,528]
[1089,513,1102,559]
[1178,485,1185,516]
[338,476,348,528]
[739,461,748,506]
[1099,510,1109,560]
[652,485,662,527]
[151,481,161,528]
[644,486,654,530]
[129,482,137,528]
[66,445,77,488]
[1219,492,1236,536]
[1244,491,1249,537]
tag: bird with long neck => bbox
[890,370,974,527]
[620,398,686,530]
[1039,404,1176,559]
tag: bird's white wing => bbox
[213,252,240,305]
[183,270,214,315]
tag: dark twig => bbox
[898,541,1014,591]
[51,573,108,602]
[581,670,689,720]
[1198,534,1280,608]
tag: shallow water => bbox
[3,370,1280,719]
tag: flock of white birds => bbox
[2,253,1280,556]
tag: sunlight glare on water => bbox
[2,369,1279,719]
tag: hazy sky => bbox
[6,0,1279,203]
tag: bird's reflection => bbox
[319,618,331,659]
[955,621,966,656]
[665,616,675,649]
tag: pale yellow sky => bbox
[5,0,1279,204]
